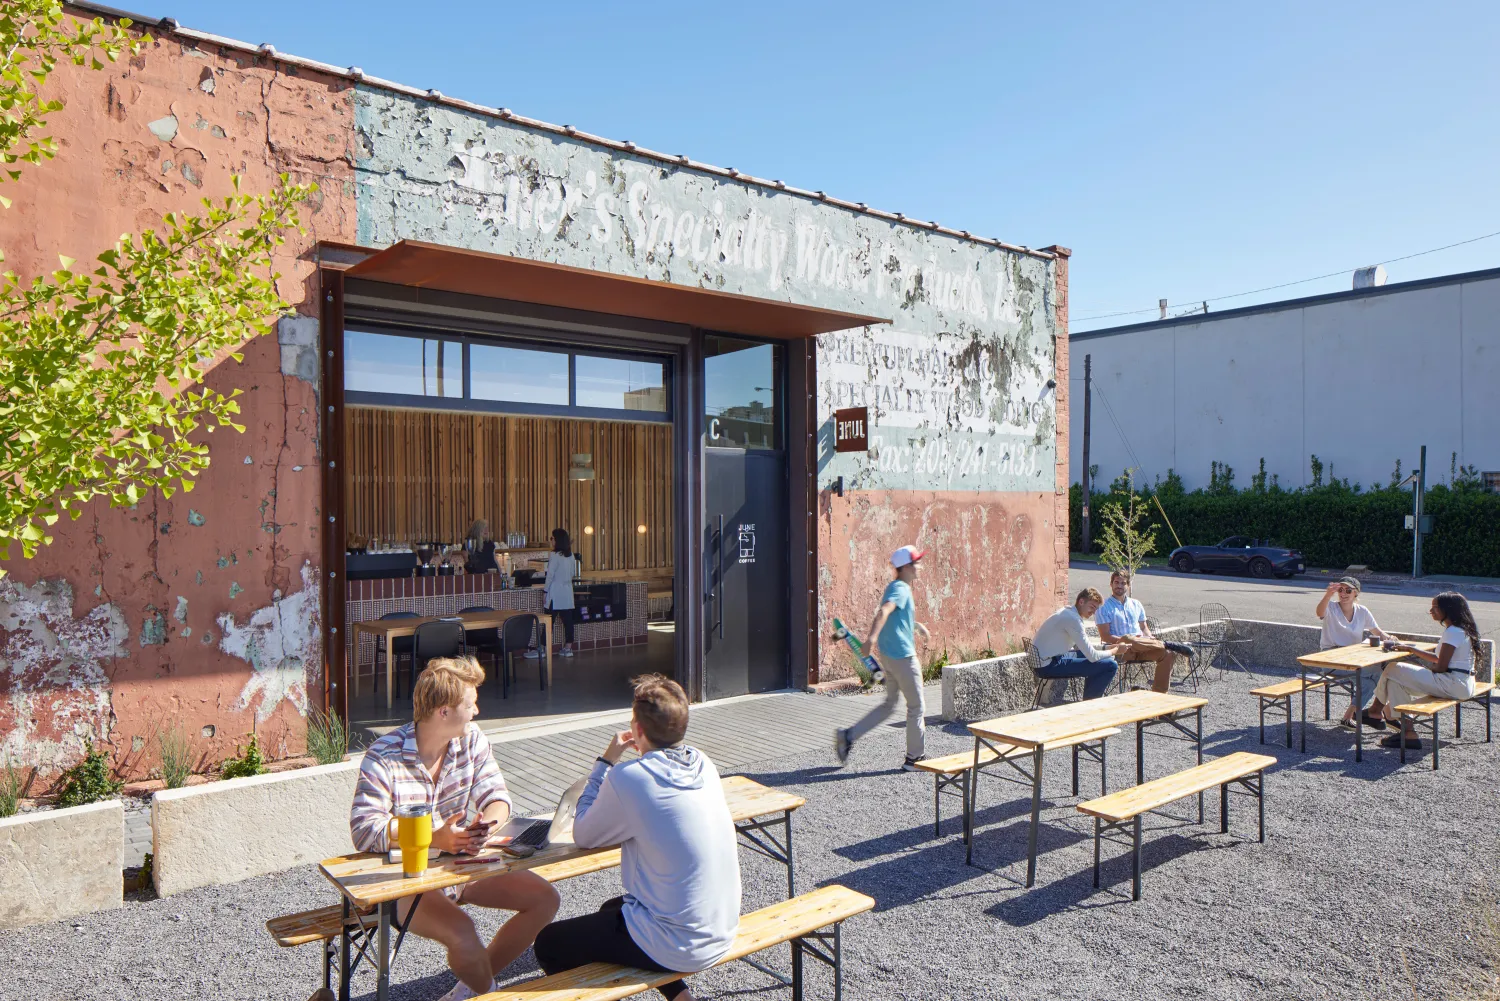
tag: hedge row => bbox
[1069,482,1500,578]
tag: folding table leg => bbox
[1257,771,1266,843]
[791,938,804,1001]
[933,775,941,838]
[1258,697,1266,745]
[375,900,393,1001]
[1092,818,1101,888]
[833,923,843,1001]
[339,898,352,1001]
[1354,670,1364,762]
[1300,676,1308,753]
[784,811,795,897]
[1455,703,1463,739]
[1196,708,1204,824]
[1283,695,1292,748]
[1220,782,1229,834]
[1071,745,1079,797]
[1025,745,1044,888]
[1131,816,1143,901]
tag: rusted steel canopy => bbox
[342,240,889,338]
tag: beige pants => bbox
[1115,636,1176,691]
[847,652,926,759]
[1375,662,1474,712]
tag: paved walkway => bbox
[122,685,929,866]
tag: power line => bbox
[1073,227,1500,325]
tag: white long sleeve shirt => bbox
[1033,605,1111,662]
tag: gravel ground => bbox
[5,671,1499,1001]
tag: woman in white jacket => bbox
[527,528,578,660]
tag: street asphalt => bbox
[1069,563,1500,637]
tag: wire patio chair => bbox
[1191,602,1257,687]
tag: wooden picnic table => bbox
[351,608,553,709]
[1295,641,1436,761]
[965,690,1210,887]
[319,774,804,1001]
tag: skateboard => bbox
[831,617,883,683]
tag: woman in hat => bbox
[1315,576,1390,729]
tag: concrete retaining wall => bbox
[941,618,1494,722]
[152,760,360,897]
[0,800,122,929]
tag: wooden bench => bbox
[267,850,624,993]
[913,727,1121,839]
[1077,751,1275,900]
[475,884,873,1001]
[1390,680,1495,770]
[1250,677,1331,747]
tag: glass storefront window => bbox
[471,343,569,406]
[575,355,667,413]
[705,336,778,449]
[345,329,463,398]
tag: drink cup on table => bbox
[396,803,433,877]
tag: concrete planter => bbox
[0,800,123,929]
[152,759,360,897]
[941,618,1494,723]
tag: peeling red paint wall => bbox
[816,491,1061,680]
[0,19,355,783]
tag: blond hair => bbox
[413,655,485,722]
[631,674,689,748]
[1075,587,1103,606]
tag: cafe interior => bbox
[340,327,677,740]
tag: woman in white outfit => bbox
[1366,591,1483,751]
[1315,576,1390,729]
[527,528,578,660]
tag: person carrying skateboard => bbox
[834,545,931,771]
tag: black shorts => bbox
[532,897,687,1000]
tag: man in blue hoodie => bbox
[532,675,741,1000]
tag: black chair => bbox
[401,618,467,698]
[460,605,503,688]
[497,613,541,697]
[374,611,420,699]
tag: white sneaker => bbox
[523,648,541,660]
[437,978,494,1001]
[560,647,575,658]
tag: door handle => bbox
[716,514,724,639]
[706,514,724,639]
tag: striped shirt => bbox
[350,722,511,853]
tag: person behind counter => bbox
[465,519,500,574]
[527,527,579,660]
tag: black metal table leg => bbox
[964,736,978,864]
[1136,720,1145,785]
[338,897,351,1001]
[791,937,804,1001]
[1282,694,1292,748]
[1196,708,1204,824]
[375,900,393,1001]
[1258,771,1266,842]
[1092,817,1101,887]
[1220,781,1229,833]
[1300,670,1308,753]
[1355,669,1364,762]
[784,811,795,897]
[833,923,843,1001]
[1025,744,1044,888]
[1131,815,1143,901]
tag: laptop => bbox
[489,777,588,852]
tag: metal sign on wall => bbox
[834,407,869,453]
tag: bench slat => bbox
[1077,752,1276,824]
[1251,678,1329,698]
[475,885,875,1001]
[914,727,1122,776]
[1394,681,1495,717]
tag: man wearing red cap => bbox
[835,545,931,771]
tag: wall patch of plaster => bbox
[278,314,319,384]
[0,578,127,771]
[217,562,320,723]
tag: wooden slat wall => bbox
[345,407,673,571]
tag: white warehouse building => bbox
[1070,266,1500,492]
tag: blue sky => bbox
[171,0,1500,331]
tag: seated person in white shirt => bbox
[1315,576,1391,729]
[1031,588,1124,700]
[1096,571,1195,693]
[1365,592,1483,751]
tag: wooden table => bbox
[351,609,553,709]
[965,690,1210,887]
[319,774,804,1001]
[1296,641,1436,761]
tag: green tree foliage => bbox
[1097,473,1158,580]
[0,1,314,570]
[1073,459,1500,577]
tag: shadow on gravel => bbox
[984,831,1231,926]
[817,837,998,912]
[832,799,1033,862]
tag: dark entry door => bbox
[703,448,787,698]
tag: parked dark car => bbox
[1168,536,1305,578]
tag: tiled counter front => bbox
[345,576,648,671]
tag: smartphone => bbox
[498,843,536,859]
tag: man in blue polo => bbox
[834,545,931,771]
[1097,570,1194,692]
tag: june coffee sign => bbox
[834,406,869,453]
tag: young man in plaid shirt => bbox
[350,656,559,1001]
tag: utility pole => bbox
[1413,445,1426,578]
[1080,354,1092,553]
